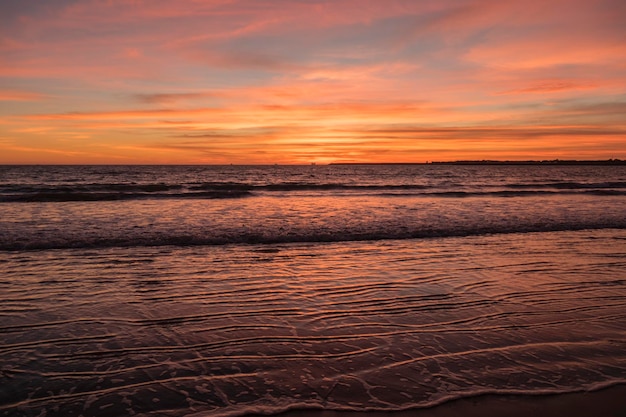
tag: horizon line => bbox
[1,159,625,167]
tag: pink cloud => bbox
[466,41,626,70]
[497,80,600,95]
[133,92,223,105]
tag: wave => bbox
[215,382,626,417]
[2,222,625,251]
[0,190,252,202]
[508,181,626,189]
[2,181,626,202]
[407,190,626,198]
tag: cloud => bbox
[0,90,48,101]
[133,92,221,104]
[465,41,626,70]
[497,80,599,95]
[558,101,626,116]
[189,49,293,71]
[358,126,626,140]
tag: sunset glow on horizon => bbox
[1,0,625,164]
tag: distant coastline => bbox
[330,159,626,166]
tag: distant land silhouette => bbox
[330,159,626,166]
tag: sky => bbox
[1,0,625,164]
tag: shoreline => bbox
[250,384,626,417]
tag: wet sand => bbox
[259,384,626,417]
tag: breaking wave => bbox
[2,180,626,202]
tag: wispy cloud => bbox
[0,90,48,101]
[133,92,222,105]
[498,80,599,95]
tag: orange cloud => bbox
[497,80,599,95]
[0,90,48,101]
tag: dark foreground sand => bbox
[252,384,626,417]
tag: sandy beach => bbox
[261,384,626,417]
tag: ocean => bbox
[1,164,625,416]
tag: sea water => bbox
[1,164,625,416]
